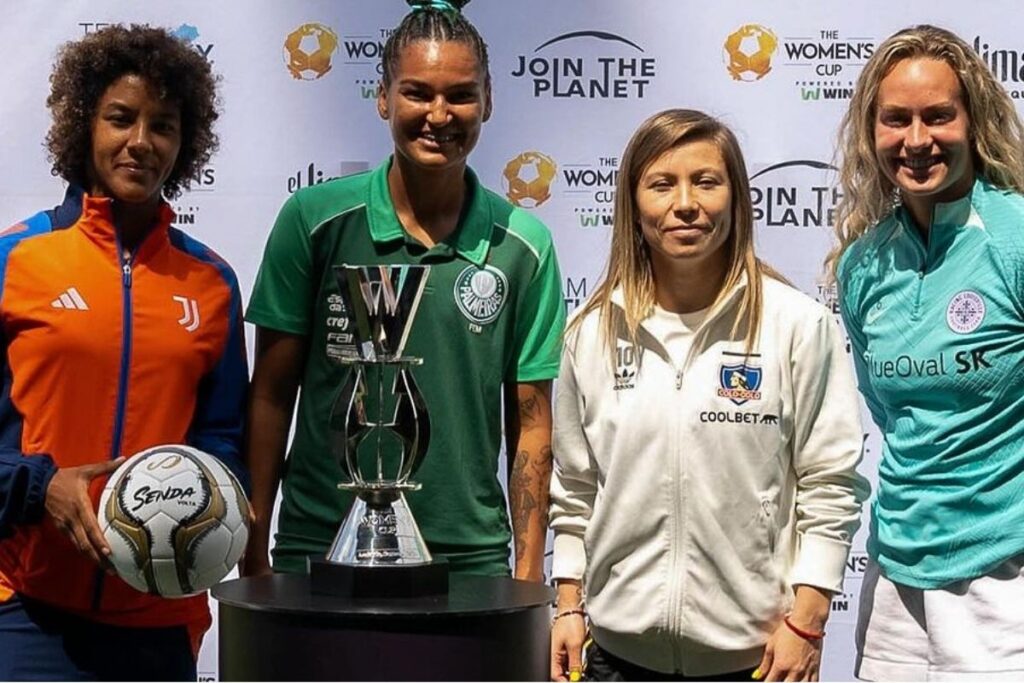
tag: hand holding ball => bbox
[98,445,251,597]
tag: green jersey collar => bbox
[366,157,494,265]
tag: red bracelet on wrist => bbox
[552,608,587,624]
[783,615,825,641]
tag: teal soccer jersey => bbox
[839,177,1024,588]
[247,159,565,575]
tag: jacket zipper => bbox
[907,209,932,321]
[670,359,686,671]
[670,327,718,671]
[670,377,685,672]
[624,291,742,672]
[91,247,135,612]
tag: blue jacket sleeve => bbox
[0,451,56,540]
[0,346,57,539]
[0,211,61,537]
[188,280,251,495]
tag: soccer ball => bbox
[283,23,339,81]
[723,24,778,82]
[502,151,558,208]
[99,445,250,597]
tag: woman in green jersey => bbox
[243,0,564,582]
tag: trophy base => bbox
[308,556,449,598]
[326,489,434,566]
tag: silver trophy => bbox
[324,264,434,568]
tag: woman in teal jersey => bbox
[243,0,563,582]
[832,24,1024,681]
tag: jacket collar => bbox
[55,185,175,258]
[609,271,750,337]
[604,272,752,370]
[895,175,987,232]
[930,175,987,231]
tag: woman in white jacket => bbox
[549,109,869,682]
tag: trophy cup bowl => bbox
[309,264,449,598]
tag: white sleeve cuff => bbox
[551,531,587,581]
[789,533,852,594]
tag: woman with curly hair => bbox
[831,24,1024,681]
[0,24,247,680]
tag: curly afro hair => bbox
[46,24,219,199]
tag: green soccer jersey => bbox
[247,158,566,575]
[839,177,1024,588]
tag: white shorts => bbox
[856,554,1024,681]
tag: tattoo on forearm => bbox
[518,393,542,428]
[510,449,538,563]
[535,445,552,470]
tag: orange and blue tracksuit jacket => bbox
[0,187,248,641]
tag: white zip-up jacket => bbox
[550,276,869,676]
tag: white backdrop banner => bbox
[2,1,1022,679]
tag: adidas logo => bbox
[613,366,636,391]
[51,287,89,311]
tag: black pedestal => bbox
[308,557,449,598]
[211,573,554,681]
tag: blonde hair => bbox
[569,109,779,357]
[827,24,1024,278]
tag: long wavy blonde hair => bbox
[569,109,779,358]
[827,24,1024,278]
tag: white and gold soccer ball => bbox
[99,445,250,597]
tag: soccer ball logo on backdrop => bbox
[172,24,199,43]
[723,24,778,81]
[503,151,558,208]
[284,23,339,80]
[99,445,250,597]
